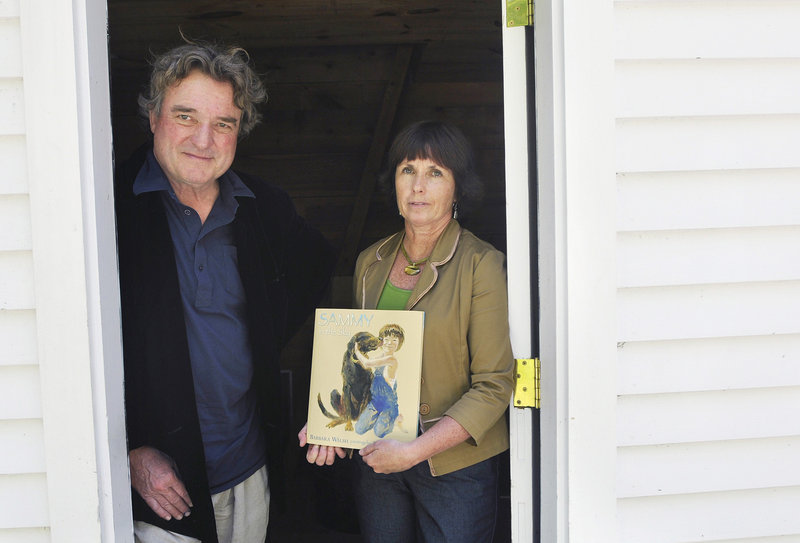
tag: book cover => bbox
[306,308,425,449]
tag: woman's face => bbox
[395,157,456,231]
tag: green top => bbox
[377,280,412,310]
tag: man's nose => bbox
[191,123,213,148]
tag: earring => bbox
[452,201,459,220]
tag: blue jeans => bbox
[354,455,498,543]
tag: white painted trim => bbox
[534,0,618,541]
[501,1,534,541]
[19,1,131,541]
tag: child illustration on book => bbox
[353,324,407,438]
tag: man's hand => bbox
[129,446,193,521]
[298,423,346,466]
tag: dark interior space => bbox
[107,2,509,540]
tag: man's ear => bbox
[149,109,157,134]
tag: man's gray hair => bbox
[138,40,267,138]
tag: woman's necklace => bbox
[400,243,430,276]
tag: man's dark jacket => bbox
[115,145,335,542]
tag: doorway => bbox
[106,2,525,540]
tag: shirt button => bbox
[419,403,430,416]
[184,209,191,216]
[199,265,204,271]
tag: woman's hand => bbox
[298,423,347,466]
[359,439,421,474]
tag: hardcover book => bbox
[306,308,425,449]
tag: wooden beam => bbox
[335,44,414,276]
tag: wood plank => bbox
[617,169,800,232]
[0,136,27,195]
[337,45,413,275]
[0,19,22,78]
[0,366,42,420]
[0,251,34,311]
[0,0,19,18]
[0,420,45,474]
[0,474,48,529]
[615,1,800,60]
[0,310,37,367]
[0,195,31,252]
[617,58,800,119]
[618,436,800,498]
[0,78,24,136]
[617,226,800,288]
[617,115,800,173]
[0,528,50,543]
[618,486,800,543]
[617,334,800,395]
[617,386,800,446]
[618,281,800,342]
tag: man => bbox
[115,41,335,543]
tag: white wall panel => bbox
[618,486,800,543]
[0,19,21,78]
[618,386,800,446]
[617,226,800,288]
[0,419,45,474]
[617,169,800,232]
[618,334,800,395]
[618,436,800,498]
[617,58,800,118]
[0,195,31,251]
[0,251,34,310]
[0,0,19,17]
[617,115,800,173]
[0,529,50,543]
[0,135,27,194]
[0,474,48,529]
[616,1,800,60]
[0,366,41,420]
[618,281,800,342]
[0,310,36,367]
[0,78,24,136]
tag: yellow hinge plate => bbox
[507,0,534,27]
[513,358,540,409]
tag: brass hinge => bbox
[506,0,534,27]
[513,358,540,409]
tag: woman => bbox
[301,120,514,542]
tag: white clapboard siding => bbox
[0,529,50,543]
[617,169,800,232]
[618,281,800,342]
[0,419,45,474]
[618,487,800,543]
[0,18,21,79]
[0,473,48,529]
[0,78,24,136]
[0,195,32,252]
[617,226,800,288]
[618,436,800,498]
[615,1,800,60]
[618,334,800,395]
[617,58,800,118]
[0,135,27,194]
[617,115,800,173]
[618,387,800,447]
[0,366,42,421]
[0,251,34,310]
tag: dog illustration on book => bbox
[317,324,406,434]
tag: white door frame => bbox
[20,0,132,540]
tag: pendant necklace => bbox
[400,243,430,276]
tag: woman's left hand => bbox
[359,439,420,474]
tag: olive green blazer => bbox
[353,220,514,476]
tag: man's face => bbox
[150,70,242,192]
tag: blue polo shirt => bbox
[134,152,266,493]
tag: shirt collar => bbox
[133,149,255,200]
